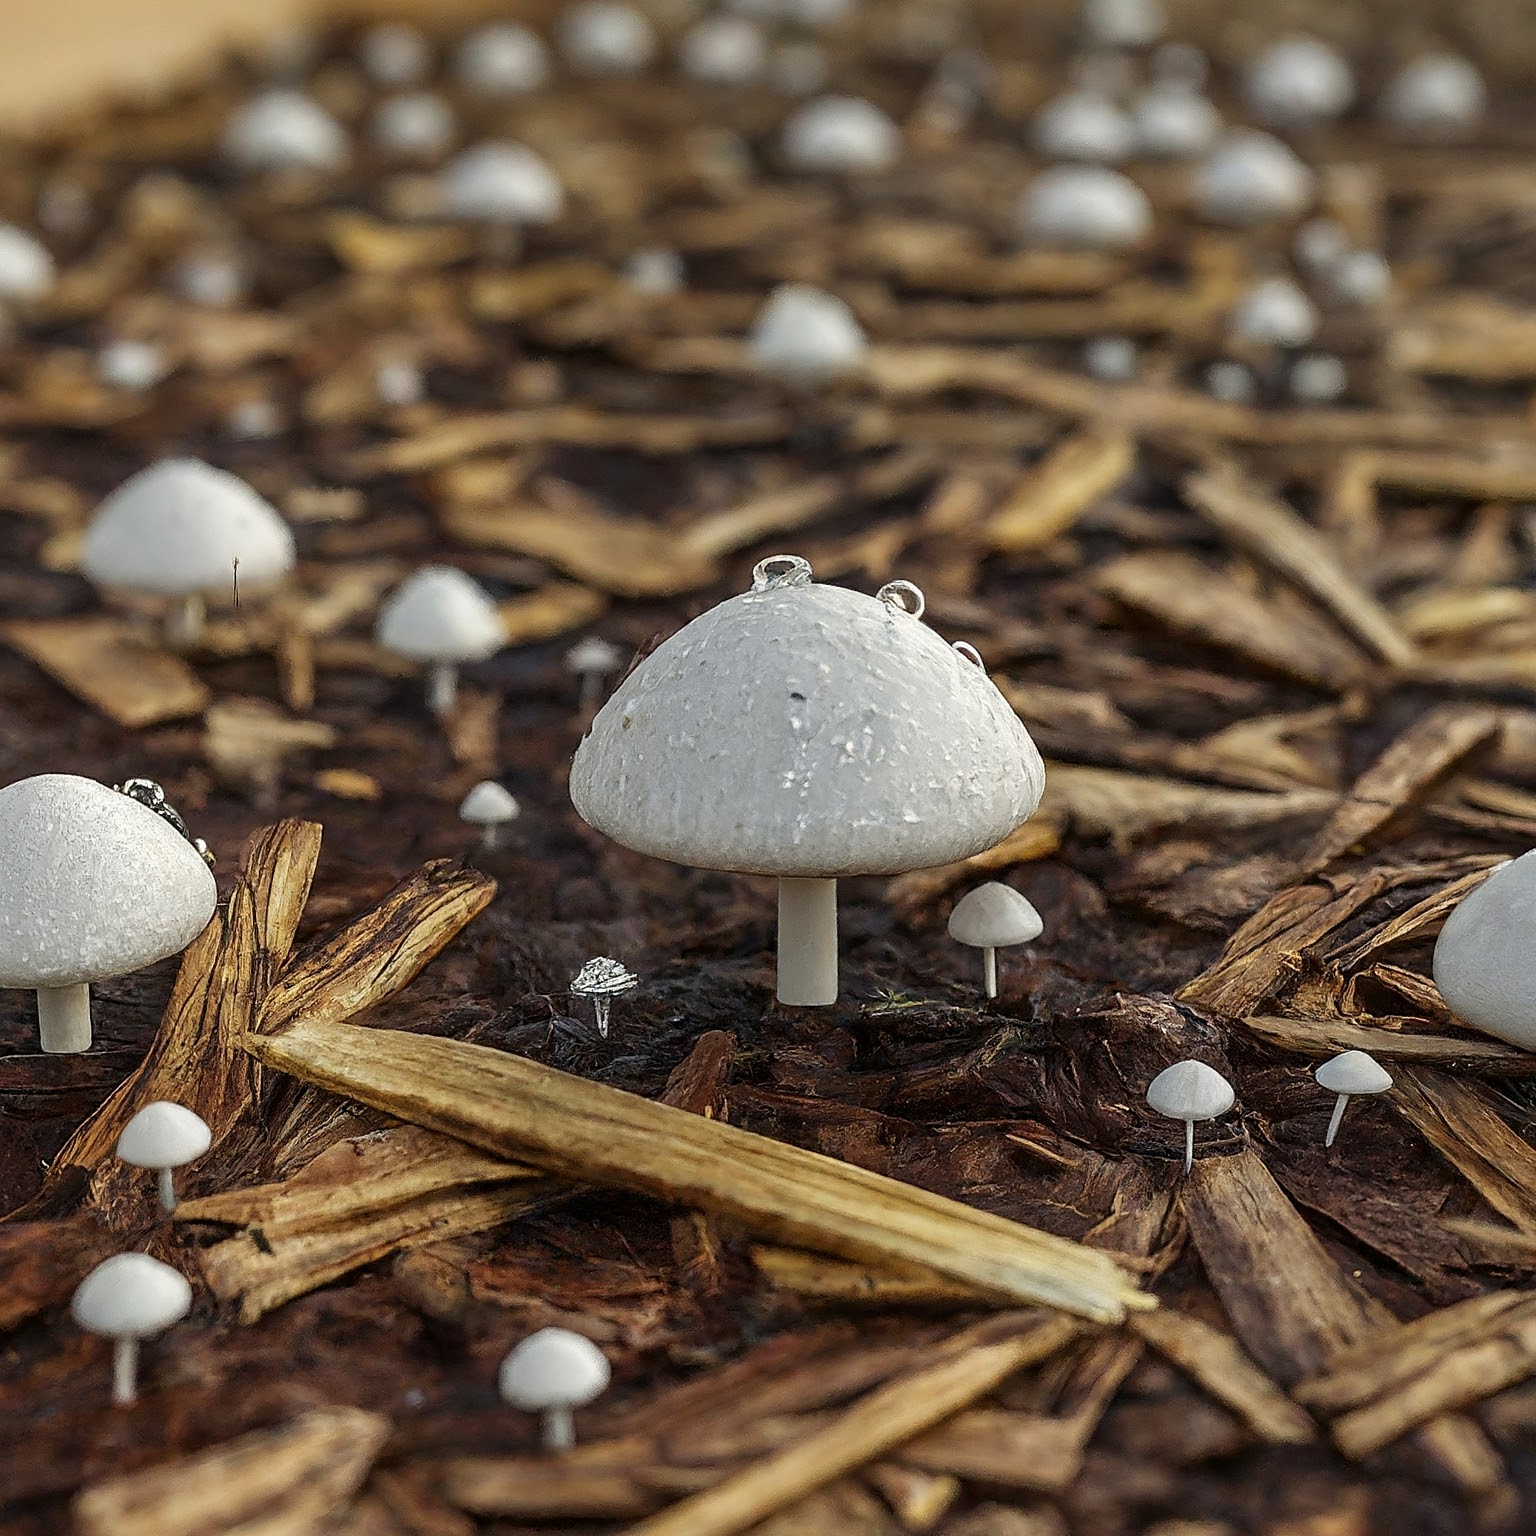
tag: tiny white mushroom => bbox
[1193,130,1314,227]
[560,2,657,76]
[227,398,282,442]
[499,1328,611,1449]
[1084,334,1137,380]
[1146,1060,1234,1172]
[376,565,507,715]
[1205,359,1255,403]
[97,339,166,393]
[1229,277,1318,350]
[1324,249,1391,308]
[624,247,686,296]
[570,957,639,1038]
[566,635,625,709]
[1243,36,1354,130]
[681,16,767,85]
[1433,850,1536,1051]
[81,459,296,647]
[1381,53,1485,142]
[948,883,1043,999]
[1016,166,1152,251]
[1081,0,1164,49]
[1293,217,1349,271]
[749,283,868,385]
[373,93,457,161]
[359,22,432,87]
[1314,1050,1392,1148]
[1289,353,1347,404]
[115,1101,211,1210]
[441,142,565,225]
[1130,83,1220,160]
[1031,90,1134,164]
[456,22,551,97]
[782,95,900,174]
[375,358,425,407]
[770,41,828,96]
[171,251,243,308]
[72,1253,192,1406]
[0,224,55,302]
[460,781,521,850]
[222,90,349,174]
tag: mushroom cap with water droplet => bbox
[1146,1060,1234,1122]
[1314,1050,1392,1096]
[116,1101,212,1171]
[1433,851,1536,1051]
[0,224,55,301]
[441,142,564,224]
[0,774,218,990]
[72,1253,192,1339]
[782,95,900,173]
[223,90,349,173]
[499,1327,611,1410]
[376,566,506,665]
[1193,130,1313,226]
[571,572,1044,878]
[81,459,296,599]
[459,781,520,827]
[948,883,1043,949]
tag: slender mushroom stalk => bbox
[778,878,838,1006]
[429,662,459,716]
[1146,1060,1235,1173]
[376,566,507,717]
[37,984,92,1054]
[167,592,207,649]
[1314,1050,1393,1148]
[570,957,638,1037]
[71,1253,192,1406]
[459,781,520,851]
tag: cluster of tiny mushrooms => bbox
[0,0,1512,1429]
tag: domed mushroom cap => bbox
[499,1328,611,1409]
[456,22,550,97]
[1031,91,1134,164]
[1016,166,1152,250]
[80,459,296,598]
[571,572,1045,878]
[441,143,564,224]
[681,16,767,84]
[1081,0,1165,48]
[71,1253,192,1339]
[948,883,1043,948]
[0,224,55,301]
[459,781,520,826]
[223,90,349,173]
[1131,84,1220,159]
[782,95,900,173]
[1314,1050,1392,1095]
[1381,54,1485,140]
[0,775,217,990]
[560,1,656,75]
[1194,130,1313,226]
[1146,1060,1234,1122]
[376,566,506,665]
[116,1101,212,1170]
[749,284,868,383]
[1229,278,1317,348]
[1432,851,1536,1050]
[1244,36,1353,128]
[373,93,457,161]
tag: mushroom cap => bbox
[71,1253,192,1340]
[681,16,768,84]
[1243,36,1354,127]
[782,95,901,173]
[570,572,1045,878]
[1193,130,1313,226]
[1314,1049,1392,1095]
[560,1,657,75]
[1031,91,1135,164]
[1081,0,1165,48]
[459,781,520,826]
[1131,84,1220,159]
[1229,277,1318,348]
[0,775,218,990]
[948,883,1044,949]
[373,93,457,161]
[566,636,625,673]
[456,22,550,97]
[116,1101,212,1171]
[1146,1060,1234,1122]
[1084,335,1137,380]
[442,143,564,224]
[1381,54,1485,139]
[359,21,432,87]
[376,566,506,665]
[1016,166,1152,250]
[749,284,868,384]
[0,223,55,301]
[1433,851,1536,1050]
[1205,360,1255,403]
[1289,354,1347,404]
[81,458,296,599]
[223,89,349,173]
[499,1327,611,1410]
[1294,218,1349,270]
[1325,250,1391,308]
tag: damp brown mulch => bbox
[8,7,1536,1534]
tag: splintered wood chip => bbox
[985,429,1135,552]
[4,616,209,727]
[1245,1015,1536,1072]
[204,695,338,801]
[324,211,477,273]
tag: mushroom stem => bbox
[37,983,92,1053]
[1184,1119,1195,1174]
[157,1169,178,1212]
[777,877,838,1006]
[428,662,459,715]
[578,671,601,712]
[1325,1092,1351,1149]
[542,1404,575,1451]
[593,997,612,1038]
[481,825,499,852]
[983,947,998,999]
[166,592,206,650]
[112,1337,140,1406]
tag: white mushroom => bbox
[227,399,282,442]
[0,775,217,1054]
[97,339,166,393]
[375,358,425,407]
[1204,360,1255,403]
[441,142,565,225]
[623,247,686,296]
[1243,36,1354,129]
[570,558,1044,1006]
[1193,130,1314,226]
[1289,353,1347,403]
[566,635,625,709]
[1432,850,1536,1050]
[171,251,243,308]
[81,458,296,647]
[560,2,657,76]
[115,1101,211,1210]
[1314,1050,1392,1148]
[72,1253,192,1406]
[1381,54,1486,142]
[1323,249,1391,308]
[1293,217,1349,271]
[455,22,550,97]
[1031,91,1134,164]
[460,781,521,851]
[376,565,507,715]
[0,224,55,302]
[1080,0,1164,49]
[1084,334,1137,380]
[782,95,900,174]
[373,93,456,161]
[499,1328,611,1449]
[570,956,639,1037]
[770,41,828,96]
[749,284,868,385]
[222,90,349,174]
[948,883,1043,999]
[783,0,857,28]
[1229,277,1318,350]
[1016,166,1152,251]
[681,16,767,84]
[1130,83,1220,160]
[1146,1060,1234,1172]
[359,21,432,87]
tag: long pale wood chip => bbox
[246,1020,1151,1323]
[1387,295,1536,381]
[896,1411,1087,1492]
[1326,858,1502,971]
[73,1407,389,1536]
[1365,448,1536,501]
[678,477,843,562]
[751,1246,982,1306]
[984,429,1134,551]
[499,583,608,646]
[1245,1014,1534,1072]
[1183,467,1418,669]
[4,615,209,726]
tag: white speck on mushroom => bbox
[749,283,868,385]
[1381,54,1486,142]
[1031,90,1134,164]
[1243,36,1354,129]
[441,142,565,225]
[948,883,1043,999]
[372,93,457,161]
[1314,1050,1392,1148]
[222,90,349,175]
[376,565,506,715]
[1016,166,1151,251]
[782,95,900,174]
[0,224,55,303]
[1146,1060,1235,1172]
[560,2,657,76]
[359,21,432,87]
[459,781,521,851]
[456,21,550,97]
[570,957,639,1037]
[72,1253,192,1405]
[115,1101,212,1210]
[1193,129,1313,227]
[499,1328,611,1450]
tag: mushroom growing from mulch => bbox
[375,565,507,715]
[115,1101,212,1210]
[948,882,1043,999]
[1146,1060,1235,1172]
[71,1254,192,1406]
[1314,1050,1393,1148]
[499,1328,612,1449]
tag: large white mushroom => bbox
[222,90,349,174]
[1381,54,1486,141]
[0,775,217,1053]
[748,284,868,385]
[1193,130,1314,226]
[559,2,657,75]
[72,1253,192,1406]
[441,142,565,225]
[1433,852,1536,1050]
[80,458,296,648]
[782,95,900,173]
[0,224,55,302]
[570,556,1045,1005]
[1031,90,1134,164]
[499,1328,611,1449]
[376,565,507,714]
[455,21,551,97]
[1243,36,1354,130]
[1016,166,1152,250]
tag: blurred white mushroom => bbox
[948,882,1043,998]
[1289,353,1347,403]
[460,781,521,850]
[1205,360,1255,403]
[1084,334,1137,380]
[567,635,625,709]
[359,21,432,87]
[1016,166,1152,250]
[1381,53,1486,141]
[624,246,686,295]
[1193,129,1313,226]
[227,399,282,441]
[783,0,858,28]
[782,95,900,173]
[171,251,243,308]
[98,339,166,393]
[499,1329,612,1449]
[1229,277,1317,349]
[1324,249,1391,307]
[0,225,55,302]
[1031,90,1134,163]
[373,92,456,160]
[1293,217,1349,271]
[376,565,507,714]
[1146,1060,1234,1172]
[1243,36,1354,129]
[560,2,657,75]
[223,90,349,174]
[116,1101,211,1211]
[72,1254,192,1406]
[1314,1050,1392,1147]
[770,41,828,96]
[570,956,639,1037]
[1130,83,1220,159]
[456,21,551,97]
[1080,0,1164,48]
[442,142,564,224]
[681,15,767,84]
[375,358,425,407]
[749,283,868,384]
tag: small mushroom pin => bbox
[566,636,624,711]
[570,957,638,1038]
[71,1253,192,1405]
[115,1101,211,1211]
[460,781,520,850]
[948,883,1043,999]
[376,565,507,715]
[1314,1050,1392,1148]
[1146,1060,1234,1173]
[499,1328,611,1450]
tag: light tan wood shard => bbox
[4,615,209,726]
[498,583,608,646]
[204,696,337,803]
[985,429,1135,552]
[1365,449,1536,501]
[74,1406,389,1536]
[1387,295,1536,381]
[751,1246,983,1307]
[885,819,1063,918]
[1245,1015,1536,1072]
[863,1463,959,1530]
[247,1020,1151,1323]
